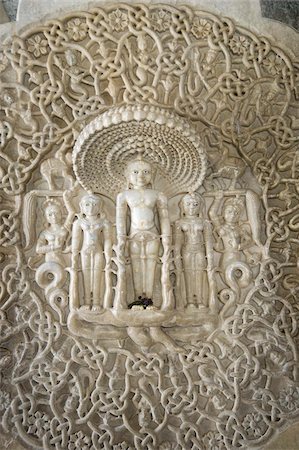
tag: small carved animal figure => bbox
[210,147,246,189]
[40,157,73,190]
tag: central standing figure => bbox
[116,156,173,309]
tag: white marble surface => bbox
[0,2,299,449]
[0,0,298,56]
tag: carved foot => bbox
[131,305,144,311]
[80,305,91,311]
[146,305,158,311]
[91,305,103,312]
[186,303,197,310]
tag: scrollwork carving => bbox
[0,3,298,449]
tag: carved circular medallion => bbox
[73,105,207,198]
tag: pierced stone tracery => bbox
[0,4,299,450]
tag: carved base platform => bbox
[68,307,218,342]
[72,306,217,326]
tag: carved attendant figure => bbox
[209,192,256,309]
[36,199,68,266]
[116,157,173,309]
[174,192,214,309]
[71,194,112,311]
[209,193,252,269]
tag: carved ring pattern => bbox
[0,3,298,450]
[73,105,207,197]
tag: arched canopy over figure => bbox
[71,194,112,311]
[36,198,68,266]
[174,192,215,309]
[116,156,173,309]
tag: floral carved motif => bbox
[0,3,298,449]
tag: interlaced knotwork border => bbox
[0,4,298,449]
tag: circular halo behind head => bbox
[73,105,207,198]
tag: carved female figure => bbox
[208,192,258,306]
[36,199,68,266]
[116,157,173,309]
[209,193,252,270]
[174,192,214,309]
[71,194,112,311]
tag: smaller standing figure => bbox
[71,194,112,311]
[36,199,68,265]
[174,192,215,309]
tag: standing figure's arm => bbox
[174,221,183,271]
[103,221,113,266]
[71,219,82,270]
[116,192,128,257]
[158,192,175,310]
[208,191,224,250]
[103,220,113,308]
[204,218,218,313]
[157,192,171,250]
[208,191,224,228]
[204,220,215,271]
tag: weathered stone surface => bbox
[0,2,298,449]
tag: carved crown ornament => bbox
[0,3,298,450]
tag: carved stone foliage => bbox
[0,3,299,449]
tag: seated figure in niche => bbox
[116,156,173,310]
[174,192,214,309]
[36,198,68,266]
[71,194,112,311]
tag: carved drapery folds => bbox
[0,4,299,449]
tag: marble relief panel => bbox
[0,3,298,449]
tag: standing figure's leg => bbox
[195,252,207,306]
[145,239,160,299]
[183,252,196,308]
[81,253,92,308]
[195,268,204,306]
[92,252,104,309]
[130,240,143,298]
[161,237,175,310]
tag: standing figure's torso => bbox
[179,219,205,249]
[124,189,161,234]
[80,219,104,253]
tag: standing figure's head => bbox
[180,192,205,218]
[44,199,63,225]
[80,194,103,217]
[125,157,153,189]
[223,197,243,224]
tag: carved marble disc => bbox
[73,105,207,198]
